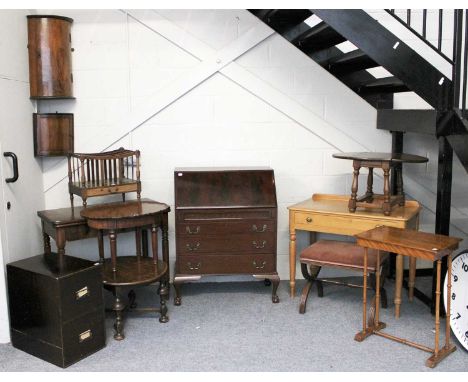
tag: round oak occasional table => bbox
[332,152,428,216]
[81,198,170,340]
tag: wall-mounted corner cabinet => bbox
[33,113,74,157]
[27,15,74,99]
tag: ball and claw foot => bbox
[272,295,279,303]
[174,296,181,306]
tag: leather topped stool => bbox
[299,240,388,314]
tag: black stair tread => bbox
[292,21,347,53]
[249,10,313,32]
[356,76,409,94]
[327,49,378,74]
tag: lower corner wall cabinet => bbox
[7,253,105,368]
[173,167,280,305]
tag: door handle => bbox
[3,152,19,183]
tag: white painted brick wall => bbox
[38,9,467,283]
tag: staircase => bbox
[250,9,468,311]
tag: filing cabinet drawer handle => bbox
[187,262,201,270]
[186,226,200,234]
[75,286,90,300]
[79,329,92,343]
[252,240,266,249]
[253,260,267,270]
[306,217,313,223]
[186,242,200,251]
[252,224,267,233]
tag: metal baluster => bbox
[452,10,463,109]
[422,9,427,38]
[438,10,443,52]
[463,10,468,114]
[407,9,411,26]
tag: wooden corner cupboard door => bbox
[33,113,74,156]
[27,15,74,99]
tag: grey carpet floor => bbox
[0,278,467,372]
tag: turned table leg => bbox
[158,280,169,323]
[98,229,104,263]
[408,257,417,301]
[112,287,125,341]
[43,232,51,255]
[355,247,373,341]
[109,230,117,272]
[366,167,374,201]
[394,254,403,318]
[161,213,170,298]
[289,230,296,297]
[349,160,360,212]
[382,163,391,216]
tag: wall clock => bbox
[444,249,468,351]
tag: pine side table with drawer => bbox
[288,194,421,318]
[173,167,280,305]
[7,253,105,368]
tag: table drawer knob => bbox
[79,329,92,343]
[186,243,200,251]
[75,286,90,300]
[252,224,267,232]
[253,260,267,270]
[186,226,200,234]
[252,240,266,249]
[306,217,313,223]
[187,262,201,270]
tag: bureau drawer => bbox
[59,263,104,322]
[178,233,276,254]
[177,220,275,237]
[177,208,275,222]
[62,308,106,367]
[177,254,276,275]
[293,211,405,235]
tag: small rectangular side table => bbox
[354,226,461,368]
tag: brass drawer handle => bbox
[186,226,200,234]
[186,243,200,251]
[252,240,266,249]
[79,329,92,343]
[306,217,313,223]
[253,260,267,270]
[187,262,201,271]
[252,224,267,233]
[75,286,90,300]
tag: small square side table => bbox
[354,226,461,368]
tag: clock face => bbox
[444,250,468,351]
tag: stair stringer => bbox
[311,9,452,111]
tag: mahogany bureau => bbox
[173,167,280,305]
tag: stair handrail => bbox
[385,9,454,64]
[386,9,467,113]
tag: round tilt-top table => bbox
[81,199,170,340]
[332,152,428,216]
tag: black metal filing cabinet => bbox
[7,253,106,368]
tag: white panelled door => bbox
[0,10,45,343]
